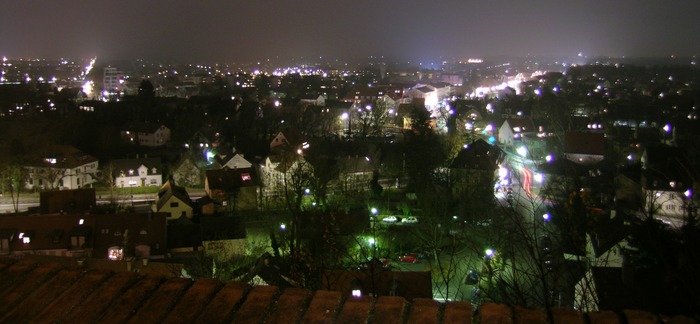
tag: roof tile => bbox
[0,267,83,322]
[62,271,140,323]
[587,310,621,324]
[302,289,342,323]
[407,298,441,324]
[163,278,223,323]
[127,277,192,324]
[513,306,546,323]
[195,281,249,323]
[479,303,513,324]
[336,295,372,323]
[0,261,60,315]
[550,307,585,324]
[33,269,112,323]
[443,300,472,323]
[266,287,312,323]
[234,285,279,323]
[372,296,408,324]
[97,275,164,323]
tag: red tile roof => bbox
[0,259,692,323]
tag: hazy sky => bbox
[1,0,699,62]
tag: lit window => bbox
[241,173,251,181]
[79,218,84,225]
[108,247,124,260]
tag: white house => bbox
[497,118,536,147]
[24,145,99,190]
[111,157,163,188]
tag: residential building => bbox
[204,168,260,212]
[120,122,171,147]
[564,132,606,165]
[0,211,167,260]
[497,118,536,147]
[111,157,163,188]
[153,179,194,221]
[24,145,99,190]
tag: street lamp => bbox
[371,207,378,216]
[517,146,527,158]
[543,213,550,222]
[485,249,494,258]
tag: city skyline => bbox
[2,0,700,63]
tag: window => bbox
[150,179,157,185]
[241,173,251,181]
[71,236,86,248]
[108,247,124,260]
[170,202,179,208]
[666,204,676,211]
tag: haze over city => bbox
[2,0,700,63]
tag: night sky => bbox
[1,0,699,62]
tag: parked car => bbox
[382,216,399,223]
[399,253,418,263]
[401,216,418,224]
[360,258,391,270]
[476,219,492,227]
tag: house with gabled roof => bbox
[564,131,606,165]
[171,154,204,187]
[497,118,536,147]
[120,122,171,147]
[204,168,261,212]
[111,157,163,188]
[153,178,194,221]
[24,145,99,190]
[270,127,308,152]
[639,144,699,227]
[260,152,313,200]
[220,152,253,170]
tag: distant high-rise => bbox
[103,67,124,92]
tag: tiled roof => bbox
[156,179,193,211]
[111,157,163,177]
[564,131,606,155]
[0,259,686,323]
[26,145,98,169]
[121,121,166,134]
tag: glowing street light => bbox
[543,213,550,222]
[517,146,527,157]
[545,154,553,163]
[534,173,543,183]
[370,208,378,215]
[368,237,376,246]
[485,249,494,258]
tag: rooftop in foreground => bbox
[0,257,694,323]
